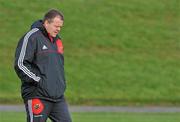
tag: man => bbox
[14,9,72,122]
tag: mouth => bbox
[54,32,58,35]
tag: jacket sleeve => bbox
[14,29,41,83]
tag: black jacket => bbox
[14,20,66,102]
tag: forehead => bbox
[51,16,63,25]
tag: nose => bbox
[57,27,60,31]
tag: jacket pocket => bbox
[37,76,50,97]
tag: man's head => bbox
[43,9,64,37]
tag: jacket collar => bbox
[31,20,60,43]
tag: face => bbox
[44,16,63,37]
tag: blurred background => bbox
[0,0,180,107]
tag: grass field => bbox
[0,112,180,122]
[0,0,180,105]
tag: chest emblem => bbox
[42,45,48,50]
[56,39,64,54]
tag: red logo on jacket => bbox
[56,39,64,54]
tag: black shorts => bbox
[24,97,72,122]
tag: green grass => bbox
[0,0,180,105]
[0,112,180,122]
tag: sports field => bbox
[0,0,179,105]
[0,112,180,122]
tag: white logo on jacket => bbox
[42,45,48,50]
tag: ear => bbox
[44,20,49,27]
